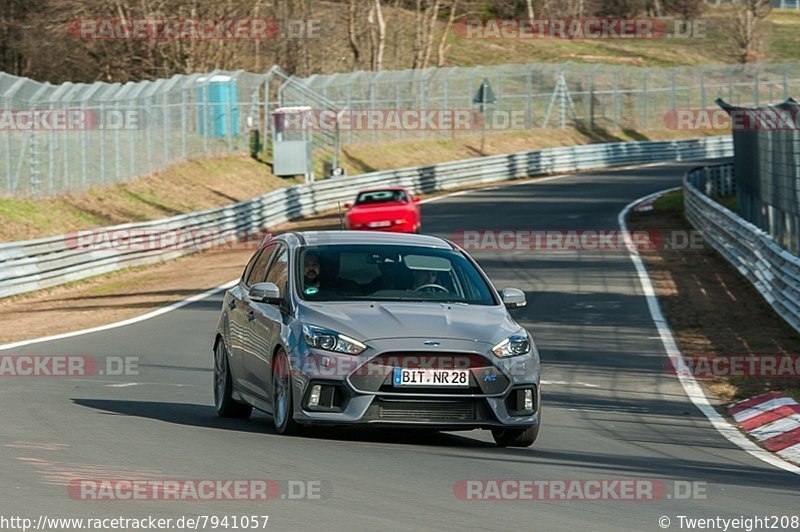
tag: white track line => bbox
[619,188,800,475]
[0,279,239,351]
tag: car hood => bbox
[297,301,521,346]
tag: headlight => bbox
[303,325,367,355]
[492,333,531,358]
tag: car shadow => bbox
[70,398,498,448]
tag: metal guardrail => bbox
[685,163,800,334]
[0,136,733,300]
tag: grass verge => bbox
[628,189,800,403]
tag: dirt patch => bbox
[628,190,800,403]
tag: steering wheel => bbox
[414,283,449,293]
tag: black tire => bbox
[492,423,540,448]
[213,340,252,419]
[272,349,302,435]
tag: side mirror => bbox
[249,282,281,304]
[344,203,352,209]
[501,288,527,309]
[413,197,421,203]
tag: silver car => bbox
[213,231,541,447]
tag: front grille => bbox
[378,401,476,421]
[364,398,489,422]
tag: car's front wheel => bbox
[213,340,252,419]
[491,423,539,448]
[272,349,301,435]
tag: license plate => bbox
[368,220,392,228]
[392,368,470,387]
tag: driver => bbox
[412,269,439,290]
[304,252,322,289]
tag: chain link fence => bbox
[2,62,799,197]
[707,0,800,8]
[0,64,349,196]
[286,63,800,145]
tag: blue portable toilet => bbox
[196,75,239,137]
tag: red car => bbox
[344,187,422,233]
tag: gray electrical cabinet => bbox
[271,106,313,182]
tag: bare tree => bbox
[412,0,425,68]
[348,0,363,68]
[732,0,771,63]
[436,0,459,67]
[371,0,386,70]
[525,0,535,19]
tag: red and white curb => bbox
[730,392,800,464]
[633,198,655,212]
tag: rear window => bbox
[355,190,407,205]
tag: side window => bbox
[265,245,290,300]
[245,244,275,287]
[241,250,263,284]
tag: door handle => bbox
[246,311,255,322]
[228,299,236,310]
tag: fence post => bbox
[4,96,12,194]
[49,102,56,193]
[642,69,649,129]
[181,88,188,160]
[29,129,39,195]
[163,92,171,167]
[80,100,88,189]
[699,69,706,109]
[99,102,106,185]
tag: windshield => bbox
[354,189,407,205]
[298,245,497,305]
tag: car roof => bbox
[289,230,454,249]
[355,186,409,194]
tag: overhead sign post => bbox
[473,78,496,153]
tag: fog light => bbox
[524,389,534,411]
[309,384,322,407]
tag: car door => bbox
[243,243,290,402]
[231,243,276,397]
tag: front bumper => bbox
[289,339,540,430]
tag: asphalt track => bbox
[1,161,798,531]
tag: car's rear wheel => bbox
[491,423,539,448]
[213,340,252,419]
[272,349,301,435]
